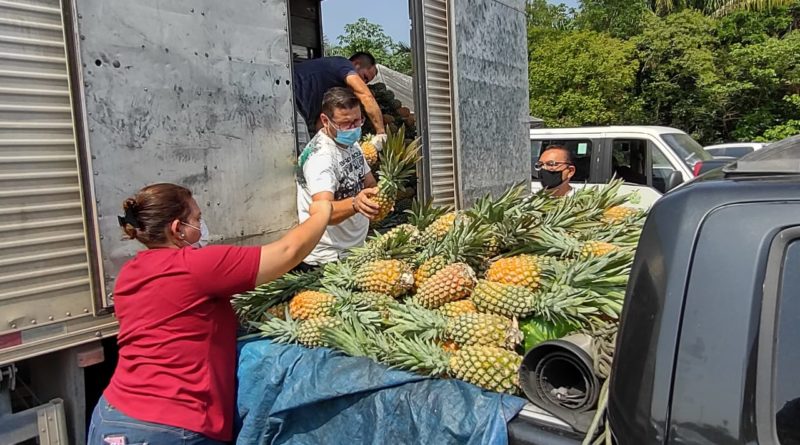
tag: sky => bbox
[321,0,579,44]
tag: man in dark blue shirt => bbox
[293,52,386,154]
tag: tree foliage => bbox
[325,18,412,75]
[527,0,800,143]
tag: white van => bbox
[530,126,721,207]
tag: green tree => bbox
[725,31,800,140]
[649,0,795,16]
[635,11,726,142]
[528,30,642,127]
[576,0,650,38]
[325,18,412,75]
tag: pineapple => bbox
[414,256,447,289]
[297,316,340,347]
[580,241,619,258]
[438,300,478,318]
[233,268,323,321]
[373,127,421,222]
[602,206,638,224]
[471,280,538,319]
[289,290,336,320]
[257,314,340,348]
[387,303,521,349]
[355,259,414,297]
[386,335,521,394]
[485,255,543,290]
[419,212,457,244]
[412,263,477,309]
[449,345,521,394]
[360,139,379,171]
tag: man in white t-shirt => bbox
[295,87,380,268]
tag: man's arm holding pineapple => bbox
[312,172,380,225]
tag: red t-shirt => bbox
[104,245,261,441]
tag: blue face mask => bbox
[334,126,362,146]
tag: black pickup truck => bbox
[509,135,800,445]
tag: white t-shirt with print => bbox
[297,131,371,265]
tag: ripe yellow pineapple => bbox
[360,140,379,170]
[446,313,522,349]
[373,127,421,222]
[438,300,478,318]
[355,259,414,297]
[420,212,457,244]
[449,345,521,394]
[289,291,336,320]
[413,263,477,309]
[297,316,340,347]
[471,280,537,318]
[414,255,447,289]
[486,255,543,290]
[388,336,521,394]
[602,206,638,224]
[580,241,619,258]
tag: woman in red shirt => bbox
[87,183,332,445]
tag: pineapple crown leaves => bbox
[383,333,451,376]
[377,126,422,185]
[407,199,451,231]
[321,316,388,361]
[257,315,301,344]
[419,218,492,267]
[233,269,324,321]
[465,184,531,225]
[385,303,447,341]
[319,286,388,327]
[320,261,358,290]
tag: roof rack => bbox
[723,135,800,175]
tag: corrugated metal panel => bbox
[416,0,458,207]
[0,0,94,333]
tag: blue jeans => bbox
[88,396,228,445]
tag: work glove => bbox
[371,133,388,152]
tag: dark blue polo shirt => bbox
[293,56,356,123]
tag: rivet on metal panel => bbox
[95,331,102,338]
[10,323,16,329]
[113,61,121,68]
[48,316,54,321]
[78,14,83,19]
[66,312,71,317]
[30,320,36,325]
[84,308,90,313]
[84,82,89,87]
[144,88,148,92]
[100,235,104,240]
[80,35,85,40]
[91,155,97,160]
[285,64,290,68]
[94,171,99,175]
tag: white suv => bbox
[530,126,726,206]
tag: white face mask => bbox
[182,218,209,248]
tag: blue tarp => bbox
[235,340,527,445]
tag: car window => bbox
[774,240,800,444]
[612,139,678,193]
[662,133,713,167]
[724,146,755,158]
[531,139,592,182]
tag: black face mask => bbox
[539,169,566,189]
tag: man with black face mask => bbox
[535,145,576,197]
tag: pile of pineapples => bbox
[234,180,645,395]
